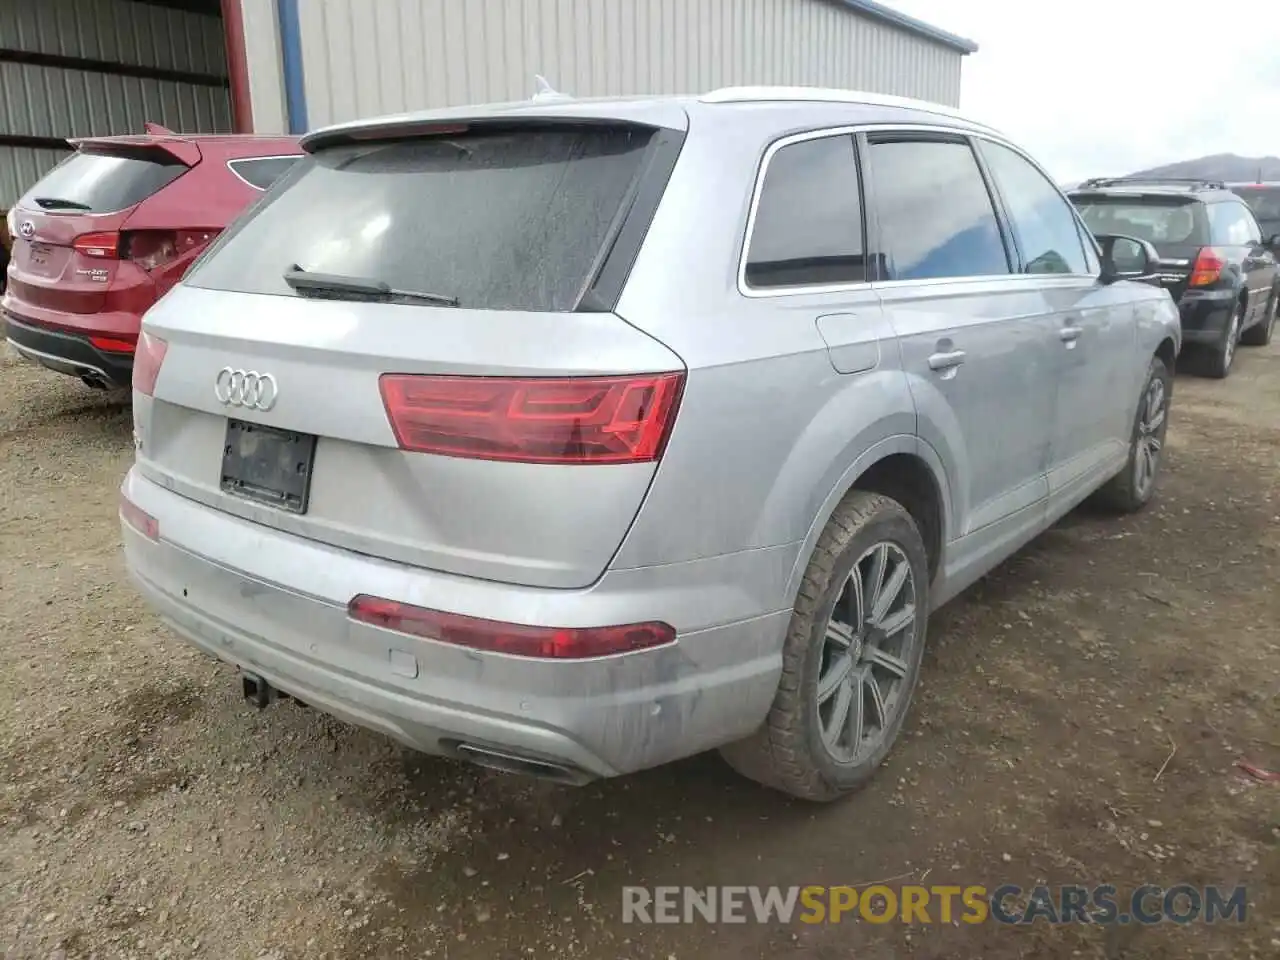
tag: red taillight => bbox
[119,489,159,541]
[378,372,685,464]
[124,231,179,270]
[123,229,217,271]
[1190,247,1226,286]
[73,231,120,259]
[348,595,676,659]
[132,332,168,396]
[89,335,137,354]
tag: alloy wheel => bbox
[816,541,918,763]
[1224,310,1241,369]
[1134,375,1167,499]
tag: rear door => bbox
[864,132,1054,538]
[5,145,191,314]
[1213,201,1277,323]
[975,139,1134,498]
[137,117,688,590]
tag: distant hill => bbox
[1126,153,1280,182]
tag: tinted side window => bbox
[1209,202,1257,245]
[978,140,1088,275]
[1238,203,1263,244]
[745,135,866,288]
[229,156,301,191]
[866,138,1009,281]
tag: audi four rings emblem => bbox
[214,367,279,411]
[19,220,35,239]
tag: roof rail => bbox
[1077,176,1227,191]
[699,86,996,130]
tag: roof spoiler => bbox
[67,121,201,166]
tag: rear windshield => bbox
[21,147,187,214]
[1071,196,1208,246]
[187,125,656,312]
[1234,187,1280,223]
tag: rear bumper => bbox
[3,309,134,387]
[120,468,792,779]
[1176,289,1235,345]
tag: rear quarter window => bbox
[20,148,187,214]
[744,134,867,289]
[228,156,302,191]
[187,125,658,312]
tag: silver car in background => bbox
[120,87,1181,801]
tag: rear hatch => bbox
[1071,192,1208,299]
[136,116,688,589]
[6,141,194,315]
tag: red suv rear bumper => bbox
[2,306,137,389]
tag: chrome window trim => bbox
[737,125,872,300]
[737,123,1100,300]
[226,154,304,191]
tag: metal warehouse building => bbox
[1,0,976,208]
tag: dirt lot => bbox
[2,341,1278,960]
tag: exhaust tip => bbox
[452,742,590,785]
[240,671,277,709]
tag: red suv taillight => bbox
[1190,247,1226,286]
[71,229,218,270]
[132,332,168,396]
[378,372,685,464]
[72,231,120,259]
[348,594,676,659]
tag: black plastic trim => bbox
[3,311,134,387]
[578,127,687,313]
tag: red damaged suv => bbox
[3,126,300,389]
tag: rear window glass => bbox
[1072,197,1208,245]
[21,148,187,214]
[228,156,302,191]
[187,126,656,312]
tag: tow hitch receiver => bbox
[241,671,277,709]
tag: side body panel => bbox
[610,104,960,603]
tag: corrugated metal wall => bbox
[295,0,963,130]
[0,0,232,208]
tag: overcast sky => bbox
[888,0,1280,183]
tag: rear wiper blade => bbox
[32,196,92,211]
[283,266,459,307]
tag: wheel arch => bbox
[784,438,952,606]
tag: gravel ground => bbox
[2,340,1278,960]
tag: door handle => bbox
[1059,325,1083,342]
[928,349,966,371]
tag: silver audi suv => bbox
[120,87,1181,801]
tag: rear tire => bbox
[1097,355,1171,513]
[1197,301,1243,378]
[720,491,929,801]
[1240,292,1276,347]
